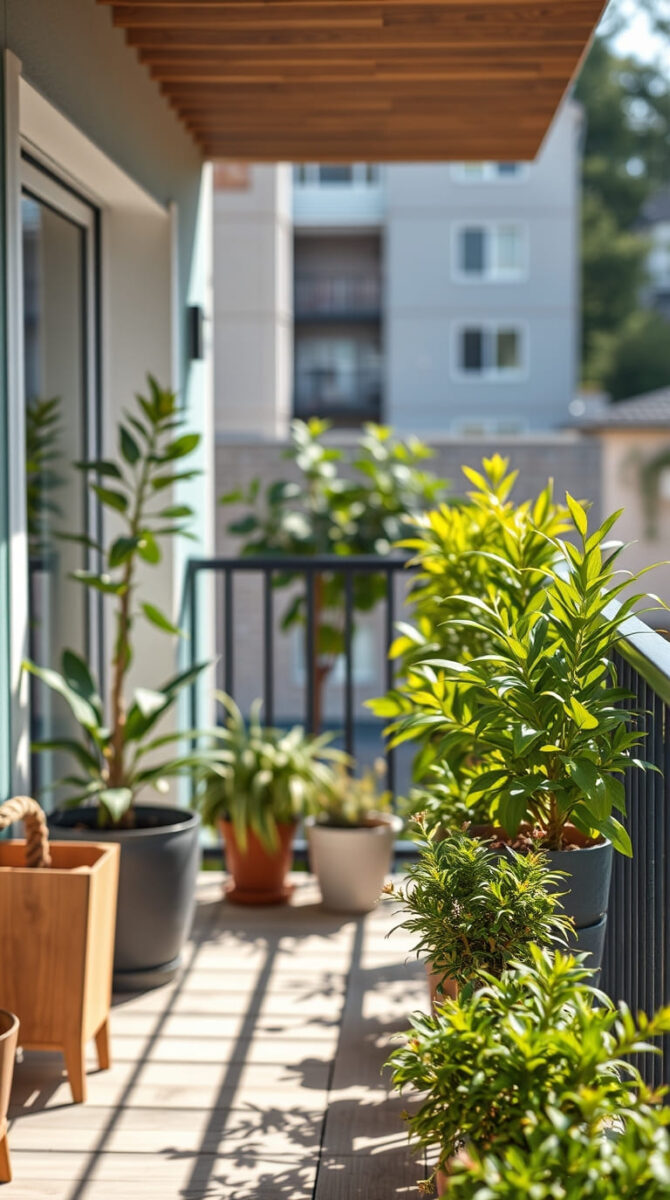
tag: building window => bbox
[293,164,381,187]
[454,323,526,380]
[451,162,526,183]
[454,223,526,280]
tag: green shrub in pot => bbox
[388,947,670,1194]
[385,823,571,999]
[381,499,664,946]
[447,1106,670,1199]
[307,761,402,913]
[196,693,345,904]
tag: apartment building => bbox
[214,101,582,439]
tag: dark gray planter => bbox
[48,806,200,991]
[568,914,607,975]
[544,839,613,930]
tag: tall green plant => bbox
[25,395,62,560]
[24,377,208,826]
[383,498,663,852]
[221,418,446,730]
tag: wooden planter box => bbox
[0,840,119,1104]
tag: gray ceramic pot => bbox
[48,806,200,991]
[568,914,607,975]
[543,839,613,930]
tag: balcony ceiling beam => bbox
[100,0,606,160]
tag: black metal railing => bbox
[185,554,408,794]
[604,615,670,1088]
[294,274,382,318]
[294,367,382,423]
[185,554,670,1076]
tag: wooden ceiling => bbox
[100,0,606,161]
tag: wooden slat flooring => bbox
[5,873,427,1199]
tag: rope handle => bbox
[0,797,51,868]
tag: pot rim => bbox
[468,822,611,853]
[306,813,403,834]
[0,1010,19,1042]
[48,804,200,839]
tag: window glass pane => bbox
[461,328,483,372]
[460,228,485,274]
[497,162,520,177]
[319,165,353,184]
[496,328,520,369]
[461,163,486,179]
[495,226,522,272]
[22,193,91,796]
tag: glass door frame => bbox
[19,154,104,775]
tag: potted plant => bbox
[0,796,118,1106]
[385,823,571,1004]
[196,693,344,904]
[306,759,402,913]
[388,947,670,1195]
[447,1104,670,1199]
[383,497,662,956]
[0,1009,18,1181]
[23,378,212,990]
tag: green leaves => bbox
[92,485,128,513]
[120,425,141,465]
[141,603,182,635]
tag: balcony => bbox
[294,367,382,424]
[7,872,426,1197]
[294,275,382,322]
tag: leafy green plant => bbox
[388,947,670,1190]
[25,395,62,560]
[195,692,346,852]
[221,418,446,730]
[315,758,391,828]
[386,825,571,990]
[369,458,572,832]
[447,1107,670,1199]
[383,497,663,852]
[23,377,208,827]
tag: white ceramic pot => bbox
[306,813,403,913]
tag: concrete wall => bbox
[214,166,293,439]
[0,4,214,795]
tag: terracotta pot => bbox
[435,1148,474,1195]
[0,1009,19,1183]
[425,962,460,1010]
[220,820,296,905]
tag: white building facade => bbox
[214,101,582,440]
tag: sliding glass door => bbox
[21,159,100,796]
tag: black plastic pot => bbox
[568,914,607,975]
[48,806,200,991]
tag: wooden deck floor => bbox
[5,873,427,1199]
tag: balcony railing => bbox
[184,555,670,1082]
[294,274,382,319]
[294,366,382,422]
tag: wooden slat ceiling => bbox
[100,0,606,161]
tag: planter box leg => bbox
[95,1019,111,1071]
[0,1121,11,1183]
[64,1037,87,1104]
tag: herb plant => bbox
[315,758,391,828]
[447,1108,670,1200]
[388,947,670,1189]
[24,377,208,826]
[386,825,571,990]
[195,693,346,852]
